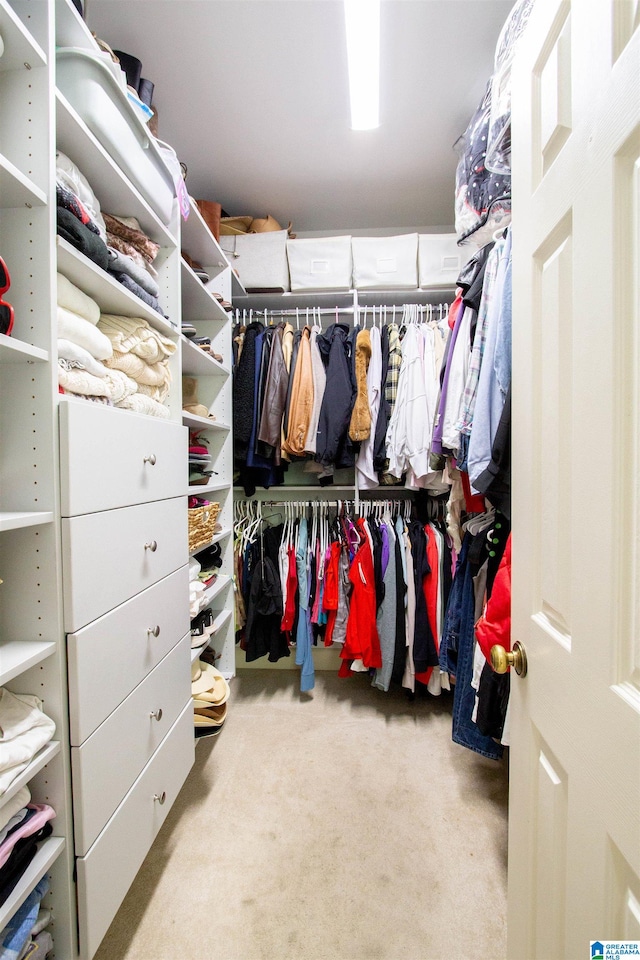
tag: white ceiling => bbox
[85,0,514,233]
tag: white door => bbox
[509,1,640,958]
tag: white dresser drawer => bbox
[68,566,189,745]
[62,496,187,633]
[72,634,191,856]
[59,398,187,516]
[76,701,194,960]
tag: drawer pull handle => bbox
[153,791,166,805]
[150,708,163,721]
[147,625,161,638]
[144,454,157,466]
[144,540,158,552]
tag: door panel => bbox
[510,0,640,957]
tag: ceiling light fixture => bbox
[344,0,380,130]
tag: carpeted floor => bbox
[93,670,509,960]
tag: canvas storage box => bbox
[418,234,475,288]
[56,48,176,225]
[351,234,418,289]
[286,236,352,291]
[220,231,290,292]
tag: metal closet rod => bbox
[234,304,450,320]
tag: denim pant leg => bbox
[451,558,503,760]
[439,538,469,675]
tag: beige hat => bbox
[191,662,230,704]
[194,702,227,726]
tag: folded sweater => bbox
[56,273,100,325]
[57,307,113,360]
[106,246,160,297]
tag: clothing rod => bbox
[236,304,452,320]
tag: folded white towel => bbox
[58,363,111,397]
[0,690,56,797]
[57,273,100,325]
[57,306,113,360]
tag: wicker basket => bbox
[188,501,221,553]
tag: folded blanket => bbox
[58,339,107,378]
[106,246,160,297]
[103,213,159,264]
[63,392,113,406]
[101,368,139,403]
[104,350,170,386]
[137,380,171,403]
[0,691,55,798]
[56,182,101,236]
[57,208,109,271]
[56,151,106,240]
[112,272,162,313]
[57,306,113,360]
[98,314,176,361]
[58,363,111,397]
[117,393,170,418]
[57,273,100,325]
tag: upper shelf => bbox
[181,262,230,324]
[55,0,100,52]
[234,287,456,312]
[55,91,176,249]
[181,201,229,279]
[57,237,179,338]
[0,1,47,71]
[0,153,47,210]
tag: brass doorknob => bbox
[490,640,528,677]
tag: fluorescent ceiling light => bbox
[344,0,380,130]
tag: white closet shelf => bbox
[233,485,356,495]
[56,238,179,338]
[55,0,100,52]
[0,837,65,932]
[235,288,455,311]
[181,338,230,378]
[190,610,233,663]
[55,91,176,249]
[0,335,48,364]
[0,2,47,71]
[202,574,232,606]
[0,154,47,210]
[181,262,229,324]
[181,202,228,279]
[189,527,232,557]
[0,511,54,532]
[230,271,246,298]
[188,481,229,496]
[0,742,61,814]
[0,640,56,686]
[182,412,230,433]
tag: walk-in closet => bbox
[0,1,638,958]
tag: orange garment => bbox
[282,327,314,457]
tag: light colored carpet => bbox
[93,670,508,960]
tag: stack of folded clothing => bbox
[98,313,176,418]
[57,272,114,404]
[189,431,215,485]
[189,557,206,619]
[195,543,222,586]
[0,689,56,800]
[56,151,109,270]
[103,213,165,315]
[0,873,52,957]
[0,802,55,907]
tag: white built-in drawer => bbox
[72,634,191,856]
[59,398,187,516]
[62,497,187,633]
[76,701,194,960]
[68,565,189,745]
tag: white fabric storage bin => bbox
[351,234,418,289]
[56,49,175,225]
[220,231,290,291]
[418,234,475,288]
[287,236,352,291]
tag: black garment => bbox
[475,664,510,739]
[233,321,264,463]
[459,241,496,314]
[0,822,53,905]
[373,324,391,473]
[391,521,408,685]
[56,208,109,270]
[244,526,288,663]
[315,323,356,468]
[282,328,302,443]
[473,384,511,521]
[408,521,439,673]
[253,326,273,457]
[368,519,385,612]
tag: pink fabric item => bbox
[0,803,55,868]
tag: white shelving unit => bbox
[181,201,235,680]
[0,1,77,956]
